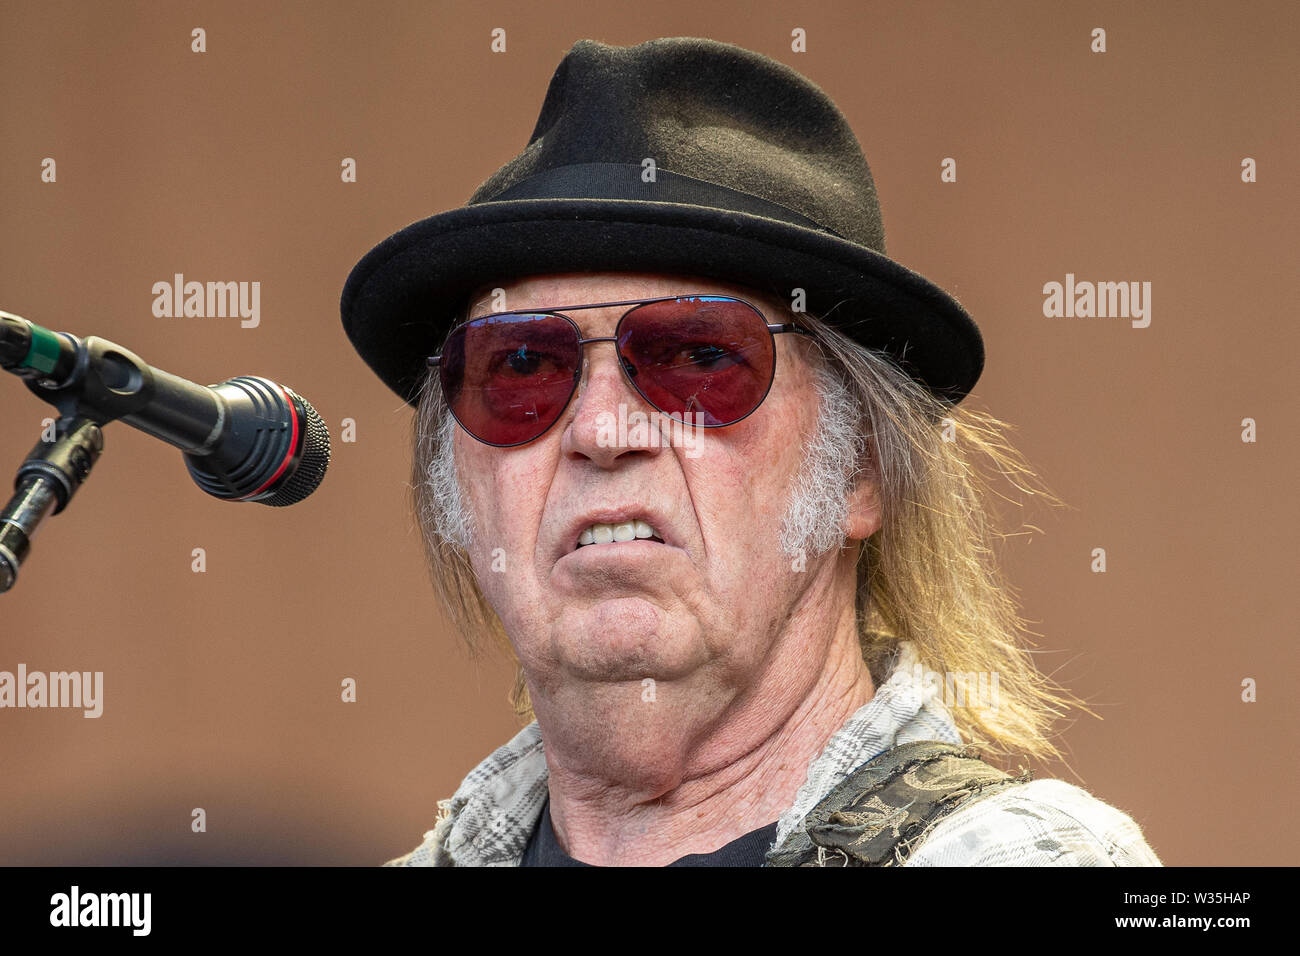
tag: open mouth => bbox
[574,519,666,551]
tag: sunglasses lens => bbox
[439,313,580,445]
[617,296,777,426]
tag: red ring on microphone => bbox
[241,382,301,499]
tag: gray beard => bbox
[778,366,863,558]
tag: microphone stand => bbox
[1,310,137,594]
[0,416,103,593]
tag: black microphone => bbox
[1,311,330,506]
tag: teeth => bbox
[577,520,662,548]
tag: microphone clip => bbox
[23,333,157,427]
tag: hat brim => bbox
[341,198,983,408]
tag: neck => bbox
[534,563,875,866]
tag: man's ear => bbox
[844,460,882,541]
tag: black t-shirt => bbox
[520,796,779,866]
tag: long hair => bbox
[411,300,1088,764]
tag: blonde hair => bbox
[411,298,1089,765]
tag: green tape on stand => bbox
[22,324,62,374]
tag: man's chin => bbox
[546,599,706,682]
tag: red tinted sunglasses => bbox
[427,294,813,447]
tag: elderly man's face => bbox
[453,272,877,780]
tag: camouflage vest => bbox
[765,739,1032,867]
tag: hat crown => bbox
[468,37,887,254]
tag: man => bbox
[341,37,1160,866]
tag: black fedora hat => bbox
[341,36,983,409]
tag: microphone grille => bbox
[259,391,331,507]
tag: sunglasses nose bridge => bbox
[570,334,641,403]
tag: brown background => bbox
[0,0,1294,865]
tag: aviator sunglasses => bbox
[427,294,814,447]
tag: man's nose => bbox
[559,342,664,467]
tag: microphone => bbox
[0,311,330,506]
